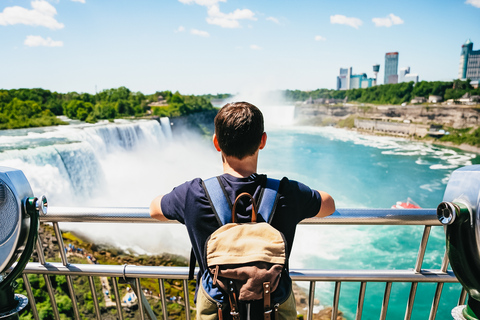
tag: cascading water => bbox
[0,119,171,206]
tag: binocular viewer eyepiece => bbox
[438,165,480,319]
[0,167,46,320]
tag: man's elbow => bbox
[317,191,335,218]
[150,195,166,221]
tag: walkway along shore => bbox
[294,103,480,154]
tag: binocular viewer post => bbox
[438,165,480,320]
[0,167,47,320]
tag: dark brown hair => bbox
[214,102,264,159]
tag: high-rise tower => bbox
[459,39,480,81]
[372,64,380,86]
[384,52,399,84]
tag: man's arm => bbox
[149,195,170,221]
[316,191,335,218]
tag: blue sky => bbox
[1,0,479,95]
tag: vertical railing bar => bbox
[440,250,449,273]
[331,281,341,320]
[112,277,124,320]
[414,226,431,273]
[380,282,392,320]
[355,282,366,320]
[459,287,467,306]
[183,279,192,320]
[307,281,316,320]
[158,279,169,320]
[44,274,61,320]
[35,235,46,265]
[135,278,146,320]
[88,276,101,320]
[52,222,69,266]
[404,282,418,320]
[22,274,39,320]
[428,283,444,320]
[66,275,81,319]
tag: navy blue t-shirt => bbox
[161,173,322,274]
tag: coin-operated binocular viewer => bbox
[0,167,47,320]
[437,165,480,320]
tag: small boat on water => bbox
[392,197,421,209]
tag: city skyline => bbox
[1,0,479,95]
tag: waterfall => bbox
[0,119,173,206]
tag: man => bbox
[150,101,335,318]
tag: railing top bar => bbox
[22,262,457,283]
[43,207,440,226]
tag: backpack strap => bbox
[189,176,232,280]
[203,176,232,225]
[258,178,280,223]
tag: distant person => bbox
[150,101,335,319]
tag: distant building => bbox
[337,68,350,90]
[459,39,480,81]
[399,67,419,83]
[384,52,399,84]
[411,97,427,104]
[428,95,443,103]
[337,67,376,90]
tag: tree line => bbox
[0,87,221,130]
[284,79,480,105]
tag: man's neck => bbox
[222,153,258,178]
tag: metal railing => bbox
[17,207,461,320]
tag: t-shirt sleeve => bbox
[160,180,199,224]
[281,178,322,222]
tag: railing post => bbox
[183,279,192,320]
[134,278,146,320]
[429,283,444,320]
[307,281,316,320]
[112,277,124,320]
[415,226,431,273]
[380,282,392,320]
[332,281,341,320]
[355,282,366,320]
[34,234,60,320]
[404,282,418,320]
[88,276,101,320]
[22,274,39,320]
[159,279,169,320]
[52,222,81,320]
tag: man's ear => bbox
[259,132,267,150]
[213,134,222,152]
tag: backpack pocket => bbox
[275,288,297,320]
[197,276,224,320]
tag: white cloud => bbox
[372,13,404,27]
[250,44,261,50]
[266,16,280,24]
[175,25,185,33]
[178,0,256,29]
[179,0,226,6]
[0,0,64,30]
[206,5,256,28]
[330,14,362,29]
[71,0,86,3]
[466,0,480,8]
[315,35,326,41]
[191,28,210,37]
[24,35,63,47]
